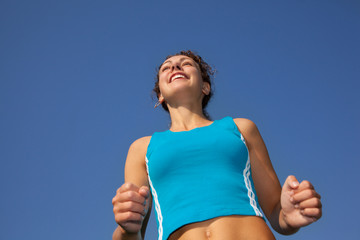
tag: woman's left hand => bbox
[280,175,322,229]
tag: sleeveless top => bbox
[145,116,263,240]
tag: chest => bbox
[147,128,249,182]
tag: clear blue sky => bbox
[1,0,359,239]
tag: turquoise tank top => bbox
[145,116,263,240]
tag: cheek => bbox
[158,70,169,82]
[189,67,203,80]
[158,76,167,88]
[157,76,168,94]
[191,70,204,85]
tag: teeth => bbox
[171,74,185,82]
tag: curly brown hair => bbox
[153,50,215,119]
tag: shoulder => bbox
[128,136,152,154]
[130,136,152,149]
[232,118,262,147]
[232,118,258,135]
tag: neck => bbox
[168,105,211,132]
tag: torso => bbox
[141,117,277,240]
[168,216,275,240]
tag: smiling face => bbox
[153,50,214,118]
[158,55,204,100]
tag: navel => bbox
[205,229,211,239]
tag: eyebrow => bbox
[162,57,190,66]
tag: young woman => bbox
[112,50,322,240]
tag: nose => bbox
[171,63,182,71]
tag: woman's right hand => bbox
[112,182,150,234]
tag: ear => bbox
[154,94,166,109]
[202,82,210,95]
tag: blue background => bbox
[1,0,359,239]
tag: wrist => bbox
[280,210,300,235]
[114,225,141,240]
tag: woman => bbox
[112,50,322,240]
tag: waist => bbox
[168,215,275,240]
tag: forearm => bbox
[269,201,299,235]
[112,226,142,240]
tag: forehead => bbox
[162,55,194,65]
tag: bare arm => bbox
[112,136,152,240]
[234,118,321,235]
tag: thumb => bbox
[139,186,150,199]
[283,175,299,191]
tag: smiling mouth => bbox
[170,73,187,83]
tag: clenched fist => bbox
[112,182,150,234]
[281,175,322,229]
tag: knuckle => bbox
[126,191,136,199]
[124,211,134,220]
[114,215,123,224]
[311,189,317,196]
[112,196,118,205]
[305,189,314,196]
[287,175,295,181]
[115,213,127,224]
[124,211,142,222]
[317,199,322,208]
[303,180,311,186]
[113,204,124,213]
[123,182,133,190]
[128,201,136,210]
[113,204,120,213]
[121,201,130,210]
[301,180,313,189]
[314,208,321,216]
[121,202,130,211]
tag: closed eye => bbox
[161,66,170,72]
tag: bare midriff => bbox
[168,216,275,240]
